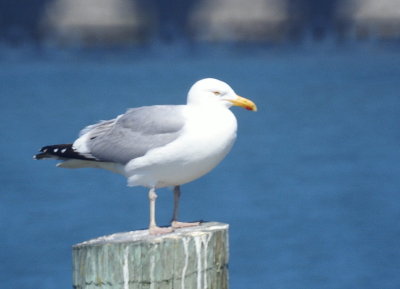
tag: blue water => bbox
[1,44,400,289]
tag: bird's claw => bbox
[172,221,201,229]
[149,226,174,235]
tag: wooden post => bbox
[72,222,229,289]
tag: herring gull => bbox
[34,78,257,234]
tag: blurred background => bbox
[1,1,400,289]
[1,0,400,45]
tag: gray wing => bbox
[86,105,185,164]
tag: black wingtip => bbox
[33,144,70,160]
[34,144,97,161]
[33,150,51,160]
[33,153,44,160]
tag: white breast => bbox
[124,104,238,188]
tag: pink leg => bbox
[171,185,200,229]
[148,187,173,235]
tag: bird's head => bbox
[187,78,257,111]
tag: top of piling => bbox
[73,222,229,248]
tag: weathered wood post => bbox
[72,222,229,289]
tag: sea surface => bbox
[1,43,399,289]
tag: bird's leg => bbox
[171,185,200,229]
[148,187,173,235]
[171,185,181,223]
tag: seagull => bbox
[34,78,257,234]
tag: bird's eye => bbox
[213,91,221,96]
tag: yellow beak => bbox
[229,95,257,111]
